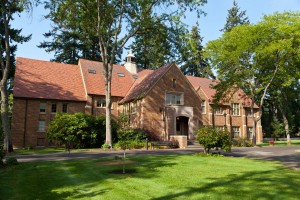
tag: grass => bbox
[9,147,102,156]
[1,155,300,200]
[257,139,300,147]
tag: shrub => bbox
[233,137,253,147]
[5,157,18,166]
[196,126,232,154]
[47,113,118,149]
[101,143,110,150]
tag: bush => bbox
[5,157,18,166]
[196,126,232,154]
[233,137,253,147]
[47,113,118,149]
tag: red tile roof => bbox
[186,76,219,102]
[79,59,135,97]
[120,63,174,103]
[14,58,86,101]
[186,76,258,108]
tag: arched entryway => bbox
[176,116,189,136]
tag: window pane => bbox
[38,121,45,132]
[51,103,57,113]
[40,103,46,113]
[62,104,68,113]
[166,94,171,105]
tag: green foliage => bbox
[180,24,215,78]
[115,128,148,150]
[101,143,110,150]
[196,126,232,153]
[5,157,18,166]
[47,113,118,148]
[232,137,253,147]
[220,0,249,32]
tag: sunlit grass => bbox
[1,155,300,200]
[257,139,300,147]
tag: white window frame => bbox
[201,101,206,114]
[232,103,240,116]
[38,120,46,132]
[40,102,46,113]
[214,107,224,115]
[215,126,225,131]
[232,126,240,138]
[166,93,183,106]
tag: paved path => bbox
[225,146,300,170]
[11,146,300,170]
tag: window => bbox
[51,103,57,113]
[172,79,176,88]
[117,73,125,77]
[247,127,253,139]
[232,103,240,116]
[96,98,106,108]
[88,69,96,74]
[201,101,206,114]
[232,127,240,138]
[166,93,183,105]
[215,126,225,131]
[123,103,129,114]
[62,103,68,113]
[214,107,223,115]
[131,102,137,113]
[39,103,46,113]
[38,120,46,132]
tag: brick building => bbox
[12,51,262,148]
[187,76,263,142]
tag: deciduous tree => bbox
[206,12,300,144]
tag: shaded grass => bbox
[1,155,300,200]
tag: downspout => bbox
[23,99,28,148]
[91,95,94,116]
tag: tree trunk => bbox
[1,85,12,152]
[279,106,290,145]
[105,68,112,148]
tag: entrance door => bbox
[176,116,189,136]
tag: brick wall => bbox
[11,98,85,148]
[132,65,202,141]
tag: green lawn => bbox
[1,155,299,200]
[257,139,300,147]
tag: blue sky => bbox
[12,0,300,62]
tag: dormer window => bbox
[172,79,176,88]
[88,69,96,74]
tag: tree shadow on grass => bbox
[0,155,179,200]
[150,165,300,200]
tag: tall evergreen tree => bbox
[181,24,215,78]
[0,1,34,152]
[220,0,249,32]
[39,0,106,64]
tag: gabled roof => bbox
[186,76,258,108]
[186,76,218,102]
[79,59,135,97]
[120,63,174,103]
[14,58,86,101]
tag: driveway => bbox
[225,146,300,170]
[11,146,300,170]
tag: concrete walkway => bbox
[11,146,300,170]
